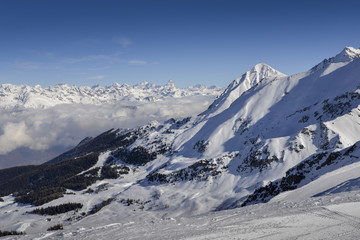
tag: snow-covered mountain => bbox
[1,47,360,239]
[0,80,222,109]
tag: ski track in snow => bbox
[4,192,360,240]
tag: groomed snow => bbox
[3,189,360,239]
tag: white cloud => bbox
[128,60,159,65]
[61,52,123,64]
[128,59,148,65]
[0,122,37,154]
[14,61,42,70]
[116,37,132,48]
[88,75,105,80]
[0,95,215,166]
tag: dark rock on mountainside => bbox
[241,142,360,207]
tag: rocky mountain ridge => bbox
[0,80,222,109]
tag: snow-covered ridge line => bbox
[0,80,223,109]
[310,46,360,72]
[203,62,287,117]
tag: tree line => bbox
[31,202,83,215]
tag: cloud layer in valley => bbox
[0,96,214,168]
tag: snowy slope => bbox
[1,47,360,239]
[2,176,360,239]
[204,62,287,117]
[0,80,222,109]
[138,46,360,211]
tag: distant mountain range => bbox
[0,80,223,109]
[1,47,360,238]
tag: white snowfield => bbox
[1,47,360,239]
[1,186,360,239]
[39,194,360,240]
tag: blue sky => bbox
[0,0,359,88]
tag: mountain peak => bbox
[310,46,360,73]
[248,62,285,80]
[333,46,360,63]
[241,62,286,87]
[248,62,287,81]
[203,63,286,116]
[252,62,271,69]
[165,79,176,88]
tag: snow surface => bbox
[1,187,360,239]
[1,47,360,239]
